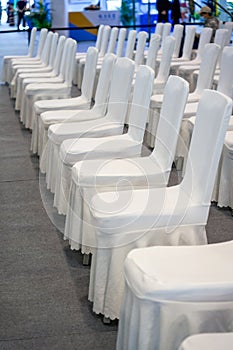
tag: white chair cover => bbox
[134,31,148,69]
[63,76,189,254]
[77,25,111,89]
[224,21,233,45]
[7,28,48,84]
[145,34,161,72]
[15,33,61,109]
[86,89,232,320]
[179,333,233,350]
[51,65,154,216]
[10,30,53,97]
[179,28,228,91]
[20,39,77,130]
[30,46,99,155]
[154,22,163,37]
[170,27,212,75]
[172,24,184,58]
[125,30,137,59]
[175,45,233,172]
[37,53,116,162]
[2,27,37,83]
[148,43,220,148]
[44,57,135,194]
[117,242,233,350]
[116,28,127,57]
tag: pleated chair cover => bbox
[7,28,48,84]
[118,240,233,350]
[176,45,233,173]
[86,89,232,321]
[52,65,154,216]
[44,57,135,194]
[63,76,189,254]
[30,46,99,155]
[37,53,116,163]
[179,333,233,350]
[15,32,60,110]
[148,43,220,148]
[2,27,37,83]
[10,30,53,97]
[77,25,111,89]
[170,27,212,75]
[20,39,77,130]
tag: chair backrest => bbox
[146,34,161,71]
[125,30,137,59]
[95,24,105,51]
[53,35,66,75]
[105,57,135,127]
[81,47,99,100]
[160,22,171,50]
[224,21,233,45]
[151,76,189,175]
[92,53,117,115]
[195,43,220,94]
[155,36,176,83]
[99,25,111,56]
[134,31,148,68]
[116,28,127,57]
[214,28,229,67]
[60,39,77,86]
[155,22,164,37]
[28,27,37,57]
[40,31,53,65]
[181,26,196,60]
[172,24,184,58]
[107,27,119,53]
[196,27,212,60]
[127,65,154,144]
[36,28,48,58]
[217,46,233,98]
[181,89,232,204]
[48,32,59,67]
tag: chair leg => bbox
[82,253,91,266]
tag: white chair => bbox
[152,36,176,94]
[63,76,189,255]
[212,130,233,211]
[157,22,172,56]
[44,57,135,194]
[30,46,99,155]
[175,45,233,173]
[125,30,137,59]
[179,333,233,350]
[179,28,228,91]
[144,34,161,72]
[20,39,77,130]
[117,241,233,350]
[134,31,148,69]
[52,65,154,216]
[77,25,111,89]
[78,27,119,91]
[148,43,220,148]
[6,28,48,84]
[115,28,127,57]
[224,21,233,45]
[86,89,232,321]
[36,53,116,160]
[170,25,196,62]
[10,30,53,97]
[15,33,61,110]
[170,27,212,75]
[73,24,105,85]
[154,22,164,37]
[2,27,37,83]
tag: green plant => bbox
[119,0,134,26]
[26,0,51,28]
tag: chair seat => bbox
[179,333,233,350]
[124,241,233,302]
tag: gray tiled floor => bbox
[0,29,233,350]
